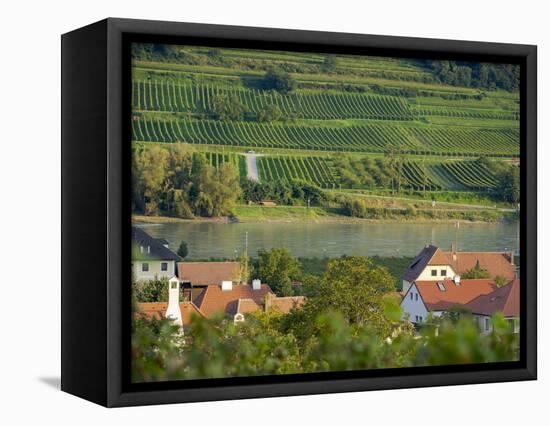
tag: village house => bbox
[137,275,304,328]
[400,244,520,333]
[401,244,516,294]
[465,278,519,334]
[400,276,520,332]
[176,261,241,301]
[137,276,204,327]
[132,226,179,281]
[401,277,497,324]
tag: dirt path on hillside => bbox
[244,153,260,182]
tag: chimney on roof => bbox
[221,280,233,291]
[252,279,261,291]
[454,275,461,286]
[508,250,514,265]
[165,277,182,326]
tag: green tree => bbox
[258,248,301,295]
[322,55,338,72]
[494,275,508,287]
[461,260,491,279]
[258,104,283,122]
[191,162,241,217]
[132,144,169,215]
[177,241,189,259]
[210,94,245,121]
[263,68,296,94]
[496,166,520,203]
[133,277,170,302]
[299,257,395,334]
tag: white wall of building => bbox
[400,283,429,324]
[402,264,456,293]
[132,260,176,281]
[416,264,456,281]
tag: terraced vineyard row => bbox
[433,161,498,190]
[257,156,338,188]
[132,80,415,120]
[413,105,519,121]
[254,156,500,192]
[203,151,247,178]
[131,116,519,157]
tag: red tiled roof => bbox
[236,298,262,314]
[177,261,240,286]
[465,279,519,317]
[430,250,516,281]
[268,296,305,313]
[403,245,516,282]
[195,284,274,317]
[136,301,204,326]
[235,296,305,316]
[414,279,497,311]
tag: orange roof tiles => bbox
[414,279,497,311]
[430,250,516,281]
[465,279,519,317]
[268,296,305,313]
[194,284,274,317]
[177,261,240,286]
[234,295,305,317]
[136,301,204,326]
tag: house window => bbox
[440,269,447,276]
[415,293,419,301]
[419,316,423,322]
[485,317,490,331]
[161,262,168,271]
[170,281,178,290]
[431,269,437,277]
[142,263,149,272]
[410,292,414,300]
[415,315,419,322]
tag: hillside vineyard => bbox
[131,46,519,193]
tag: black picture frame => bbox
[61,17,537,407]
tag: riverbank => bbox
[133,204,516,225]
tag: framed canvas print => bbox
[61,18,537,407]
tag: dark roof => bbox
[465,279,519,317]
[131,226,179,261]
[402,245,439,282]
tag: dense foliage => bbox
[133,309,518,382]
[240,179,324,206]
[257,248,301,296]
[262,68,296,94]
[132,144,241,217]
[427,61,520,92]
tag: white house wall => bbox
[400,283,429,324]
[132,260,176,281]
[416,264,456,281]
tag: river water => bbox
[137,221,519,260]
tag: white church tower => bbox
[165,276,182,326]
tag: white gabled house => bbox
[131,226,179,281]
[401,244,516,294]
